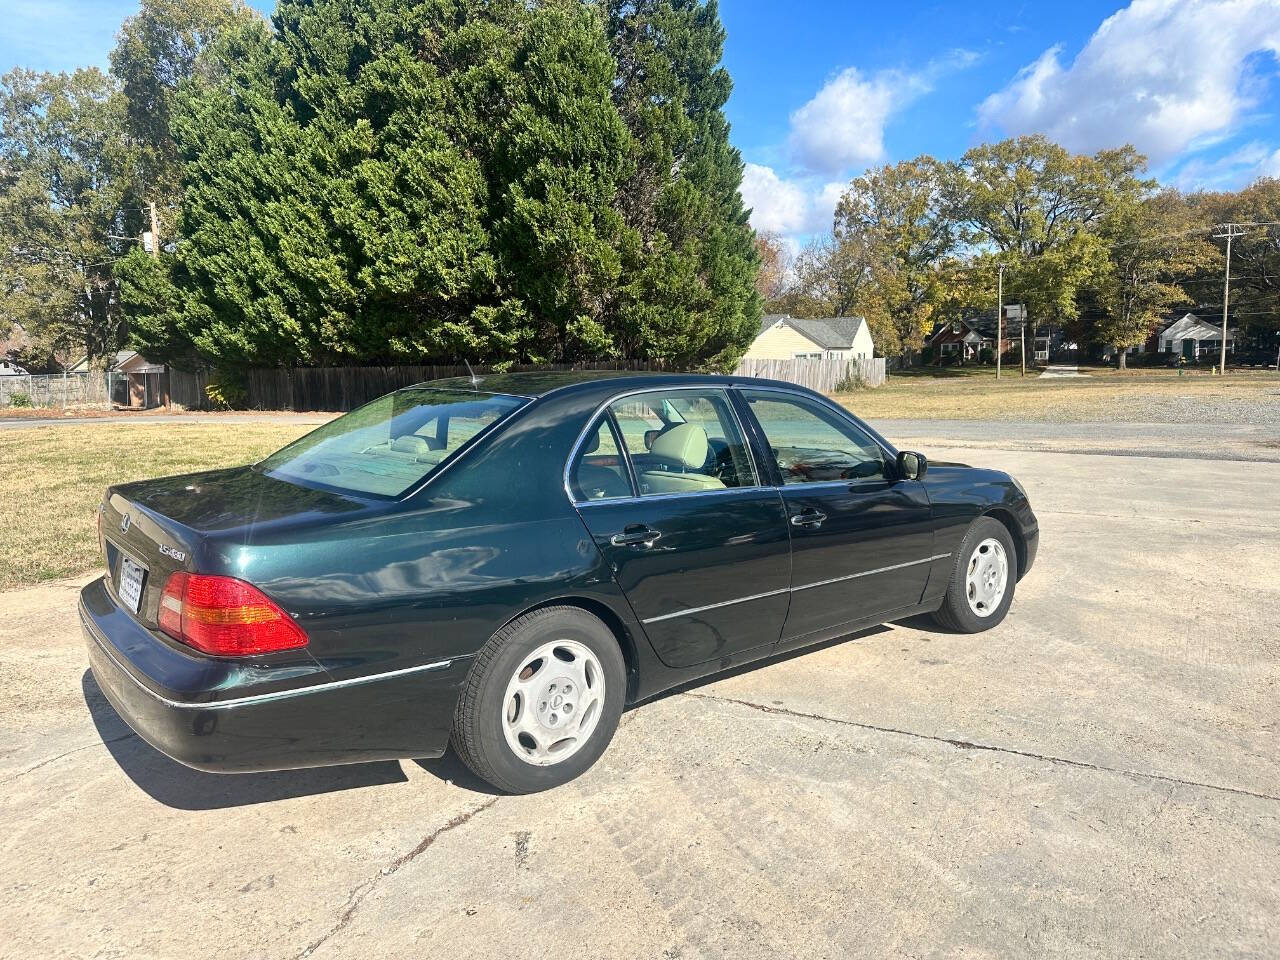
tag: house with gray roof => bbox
[743,314,875,361]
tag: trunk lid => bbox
[100,466,371,630]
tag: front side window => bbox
[258,387,526,498]
[741,390,885,484]
[606,390,757,496]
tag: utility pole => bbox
[1213,223,1246,375]
[996,264,1004,380]
[148,201,160,259]
[1020,319,1026,376]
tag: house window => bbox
[793,352,822,360]
[940,342,958,354]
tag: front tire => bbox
[931,517,1017,633]
[451,606,626,794]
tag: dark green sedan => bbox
[81,372,1038,793]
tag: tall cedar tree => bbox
[120,0,759,371]
[606,0,761,370]
[124,0,631,368]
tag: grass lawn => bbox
[836,366,1280,420]
[1,423,312,590]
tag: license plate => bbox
[118,556,146,614]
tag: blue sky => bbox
[4,0,1279,247]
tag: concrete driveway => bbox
[2,424,1277,959]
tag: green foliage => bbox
[978,346,994,364]
[833,157,954,356]
[9,391,31,408]
[1095,188,1215,367]
[605,0,761,369]
[0,68,138,363]
[110,0,260,243]
[949,135,1151,332]
[204,369,248,409]
[114,0,757,371]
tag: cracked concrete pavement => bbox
[1,420,1277,959]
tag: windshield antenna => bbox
[463,359,480,388]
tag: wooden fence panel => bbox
[731,356,885,391]
[246,360,670,411]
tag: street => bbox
[2,420,1277,959]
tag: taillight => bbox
[158,573,308,656]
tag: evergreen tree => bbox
[605,0,760,369]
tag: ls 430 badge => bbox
[158,544,186,562]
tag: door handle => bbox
[610,526,662,547]
[790,509,827,528]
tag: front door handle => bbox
[610,525,662,547]
[790,509,827,528]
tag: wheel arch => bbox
[981,507,1027,579]
[500,595,643,702]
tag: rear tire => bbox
[931,517,1017,633]
[451,606,626,794]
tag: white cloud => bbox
[740,164,847,238]
[979,0,1280,164]
[788,50,979,175]
[741,163,813,235]
[1170,140,1280,188]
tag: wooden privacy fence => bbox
[247,360,670,412]
[731,356,886,391]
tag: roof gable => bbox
[781,316,867,350]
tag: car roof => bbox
[419,370,807,401]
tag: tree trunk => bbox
[1117,349,1127,370]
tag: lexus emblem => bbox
[119,513,131,534]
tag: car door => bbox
[737,387,936,647]
[569,387,791,669]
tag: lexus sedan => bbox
[82,372,1038,793]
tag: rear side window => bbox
[569,417,634,501]
[258,387,526,498]
[606,389,757,497]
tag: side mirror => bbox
[898,450,927,481]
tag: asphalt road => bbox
[2,423,1278,959]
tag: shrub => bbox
[204,370,248,410]
[978,347,994,364]
[9,391,32,408]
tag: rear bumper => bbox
[80,576,471,773]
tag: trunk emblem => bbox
[119,513,132,534]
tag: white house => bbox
[1154,313,1236,359]
[0,359,28,376]
[743,314,875,361]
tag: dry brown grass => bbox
[834,367,1280,421]
[0,423,311,590]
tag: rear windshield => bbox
[258,387,527,498]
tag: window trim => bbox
[563,385,766,506]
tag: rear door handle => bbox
[790,509,827,528]
[610,526,662,547]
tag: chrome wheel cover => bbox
[501,639,606,766]
[965,537,1008,618]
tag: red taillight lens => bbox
[158,573,308,656]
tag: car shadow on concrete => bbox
[82,670,410,809]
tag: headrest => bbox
[649,423,709,469]
[584,429,601,454]
[390,435,433,456]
